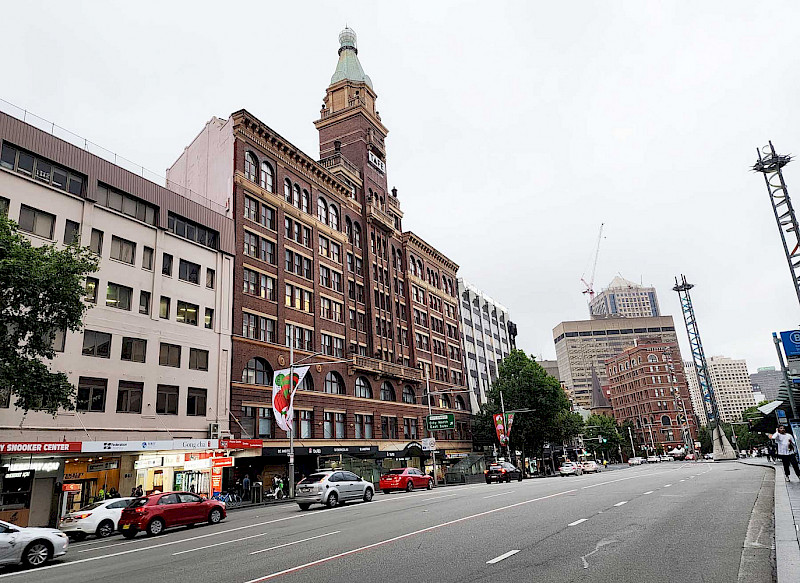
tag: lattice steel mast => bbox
[753,142,800,307]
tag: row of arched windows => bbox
[240,357,465,408]
[406,253,457,297]
[345,217,363,248]
[244,152,275,193]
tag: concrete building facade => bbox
[684,360,708,427]
[750,366,782,402]
[684,356,756,425]
[552,316,679,409]
[590,276,660,319]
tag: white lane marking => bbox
[250,531,340,555]
[580,465,687,490]
[643,491,654,495]
[174,529,339,556]
[242,488,578,583]
[486,549,520,564]
[420,493,458,501]
[613,501,628,507]
[664,484,672,488]
[483,490,515,499]
[680,479,685,482]
[568,518,588,526]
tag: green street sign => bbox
[425,413,455,431]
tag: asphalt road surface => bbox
[1,461,772,583]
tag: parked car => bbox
[295,470,374,510]
[117,492,225,538]
[628,457,644,466]
[659,455,673,462]
[703,453,714,460]
[581,460,601,473]
[380,467,433,493]
[684,453,696,461]
[559,461,583,476]
[484,462,523,483]
[646,456,660,463]
[0,519,69,568]
[59,497,134,540]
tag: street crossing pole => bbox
[288,325,295,499]
[425,370,438,487]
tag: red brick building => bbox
[166,28,470,481]
[605,340,698,454]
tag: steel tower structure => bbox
[673,275,736,460]
[753,142,800,307]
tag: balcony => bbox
[366,202,396,232]
[319,152,361,180]
[350,355,423,382]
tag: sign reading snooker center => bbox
[425,413,455,431]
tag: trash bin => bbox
[252,482,262,504]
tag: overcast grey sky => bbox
[3,1,799,372]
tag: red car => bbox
[117,492,226,538]
[379,467,433,493]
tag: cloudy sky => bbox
[3,1,800,371]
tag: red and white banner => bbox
[219,439,262,450]
[272,367,310,434]
[211,457,234,468]
[0,442,82,454]
[493,414,508,446]
[505,413,515,440]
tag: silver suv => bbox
[296,470,374,510]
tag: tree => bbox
[0,216,98,413]
[474,350,581,458]
[583,414,625,461]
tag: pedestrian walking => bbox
[765,425,800,482]
[242,474,251,501]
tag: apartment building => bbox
[590,276,660,319]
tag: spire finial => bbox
[339,27,357,54]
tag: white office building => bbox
[684,356,755,424]
[590,276,660,319]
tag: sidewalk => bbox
[740,458,800,582]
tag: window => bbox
[285,324,313,351]
[18,205,55,239]
[77,377,107,412]
[244,231,258,257]
[116,381,143,413]
[302,190,310,213]
[380,382,396,402]
[90,229,103,255]
[156,385,179,415]
[63,219,80,245]
[189,348,209,371]
[317,197,328,223]
[106,282,133,310]
[455,395,466,411]
[206,268,215,289]
[402,385,416,404]
[159,296,170,319]
[159,343,181,367]
[141,246,154,270]
[96,184,157,225]
[82,330,111,358]
[353,223,361,247]
[260,239,276,264]
[187,388,207,416]
[295,410,313,439]
[121,337,147,363]
[329,205,339,230]
[260,161,274,192]
[179,259,201,284]
[404,418,418,440]
[1,143,85,194]
[167,212,218,250]
[162,253,173,276]
[205,308,214,329]
[242,407,273,439]
[245,152,257,182]
[109,236,136,265]
[244,196,259,221]
[242,357,272,385]
[51,327,66,352]
[441,395,451,408]
[176,301,199,325]
[261,205,276,230]
[381,416,398,439]
[0,196,8,218]
[85,277,98,303]
[324,371,346,394]
[324,412,346,439]
[293,184,301,207]
[355,414,373,439]
[355,376,372,399]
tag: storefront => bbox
[62,458,121,511]
[0,458,65,527]
[134,453,214,497]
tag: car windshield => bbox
[303,473,329,483]
[387,469,406,475]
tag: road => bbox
[1,461,773,583]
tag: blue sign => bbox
[780,330,800,357]
[777,409,788,424]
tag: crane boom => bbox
[581,223,604,301]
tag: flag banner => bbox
[272,366,310,433]
[505,413,515,439]
[493,413,508,445]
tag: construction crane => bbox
[580,223,605,301]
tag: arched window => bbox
[260,161,274,192]
[297,374,314,391]
[293,184,301,208]
[355,376,372,399]
[353,223,362,248]
[317,197,328,224]
[380,382,396,401]
[324,371,346,394]
[454,396,466,411]
[661,415,672,426]
[345,217,353,243]
[647,354,658,363]
[440,395,451,408]
[417,260,423,276]
[329,205,339,230]
[302,190,310,213]
[242,357,272,385]
[245,152,258,183]
[402,385,416,404]
[284,178,292,203]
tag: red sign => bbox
[219,439,262,450]
[212,457,234,468]
[0,442,82,454]
[211,467,222,494]
[505,413,515,439]
[493,414,508,446]
[62,483,82,492]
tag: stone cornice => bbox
[403,231,459,273]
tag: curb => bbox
[740,460,800,582]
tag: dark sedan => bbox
[484,462,523,483]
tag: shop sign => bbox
[4,461,60,473]
[211,457,233,468]
[62,483,82,492]
[4,471,33,479]
[87,461,119,472]
[219,439,263,449]
[174,439,217,450]
[211,467,222,493]
[261,445,379,456]
[447,453,469,459]
[0,442,81,453]
[134,457,163,470]
[425,414,455,431]
[162,455,185,467]
[82,439,220,453]
[184,458,211,471]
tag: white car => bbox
[559,462,583,476]
[628,457,644,466]
[581,460,601,473]
[0,519,69,568]
[59,497,133,539]
[646,455,660,463]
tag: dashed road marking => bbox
[613,501,628,507]
[250,531,340,555]
[568,518,588,526]
[643,491,654,495]
[486,549,520,564]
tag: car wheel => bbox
[326,492,339,508]
[146,518,165,536]
[486,479,491,484]
[208,508,222,525]
[517,473,523,482]
[121,529,137,539]
[22,541,52,568]
[298,503,311,511]
[406,480,414,492]
[363,488,373,502]
[427,479,433,490]
[96,520,114,538]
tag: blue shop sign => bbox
[780,330,800,357]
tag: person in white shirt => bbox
[765,425,800,482]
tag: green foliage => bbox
[583,414,626,460]
[474,350,581,454]
[0,216,98,414]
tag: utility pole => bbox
[627,426,636,456]
[288,325,295,499]
[500,390,507,459]
[774,333,799,420]
[425,370,438,487]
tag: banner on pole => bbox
[272,366,310,434]
[493,413,508,445]
[505,413,515,439]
